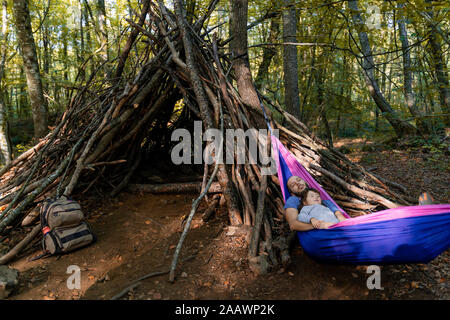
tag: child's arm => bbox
[310,218,323,229]
[311,218,334,229]
[334,210,347,221]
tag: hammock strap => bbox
[256,90,273,135]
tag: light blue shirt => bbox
[298,204,340,224]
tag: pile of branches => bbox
[0,0,412,271]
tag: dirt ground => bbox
[4,139,450,300]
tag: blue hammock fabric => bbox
[271,135,450,265]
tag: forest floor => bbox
[4,137,449,300]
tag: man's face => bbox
[287,177,307,196]
[304,190,321,205]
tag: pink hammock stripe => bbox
[329,204,450,228]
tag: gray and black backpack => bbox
[40,196,95,255]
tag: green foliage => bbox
[0,0,447,148]
[15,143,33,154]
[406,135,447,153]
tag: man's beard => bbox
[290,190,302,197]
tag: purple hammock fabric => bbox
[271,136,450,264]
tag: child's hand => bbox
[335,211,347,222]
[310,218,323,229]
[320,222,335,229]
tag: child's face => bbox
[304,191,321,205]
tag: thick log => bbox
[127,182,221,194]
[202,194,220,222]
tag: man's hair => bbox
[300,188,321,205]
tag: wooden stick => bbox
[85,160,127,168]
[202,194,220,222]
[310,164,399,209]
[248,172,268,258]
[168,57,224,281]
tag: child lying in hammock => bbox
[298,188,348,229]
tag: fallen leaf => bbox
[153,292,162,300]
[145,220,151,225]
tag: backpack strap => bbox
[28,251,51,262]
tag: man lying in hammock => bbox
[284,176,347,231]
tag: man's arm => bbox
[285,208,315,231]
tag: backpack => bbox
[40,196,95,255]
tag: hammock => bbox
[271,135,450,265]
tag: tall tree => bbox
[397,2,430,134]
[347,0,416,137]
[425,3,450,127]
[230,0,261,112]
[254,11,280,90]
[97,0,108,62]
[282,0,301,120]
[0,0,12,164]
[12,0,48,139]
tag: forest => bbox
[0,0,448,301]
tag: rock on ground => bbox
[0,265,19,299]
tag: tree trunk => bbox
[282,0,301,120]
[230,0,261,111]
[97,0,109,62]
[347,0,416,137]
[0,94,11,165]
[314,52,333,147]
[0,0,12,164]
[12,0,48,139]
[254,12,280,90]
[426,6,450,127]
[397,3,430,134]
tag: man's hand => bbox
[285,208,315,231]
